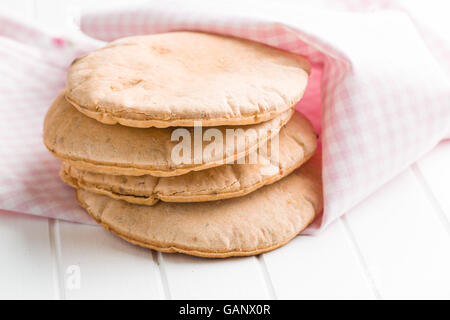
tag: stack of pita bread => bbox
[43,32,322,258]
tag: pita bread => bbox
[61,112,317,205]
[44,93,293,177]
[76,155,322,258]
[65,32,310,128]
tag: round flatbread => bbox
[76,156,323,258]
[65,32,310,128]
[61,112,317,205]
[44,93,293,177]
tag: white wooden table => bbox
[1,0,449,300]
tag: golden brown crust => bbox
[65,32,310,128]
[66,94,295,129]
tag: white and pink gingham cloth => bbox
[0,1,449,233]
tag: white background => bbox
[0,0,449,299]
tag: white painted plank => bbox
[161,254,271,299]
[344,168,450,299]
[416,141,450,222]
[263,219,376,299]
[0,212,56,299]
[0,0,35,19]
[58,220,164,299]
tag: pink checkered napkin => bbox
[0,2,449,233]
[0,14,102,224]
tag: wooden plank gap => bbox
[152,251,171,300]
[31,0,38,19]
[411,163,450,236]
[256,255,277,299]
[48,219,66,300]
[340,217,382,300]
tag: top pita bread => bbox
[66,32,310,128]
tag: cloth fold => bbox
[0,1,449,233]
